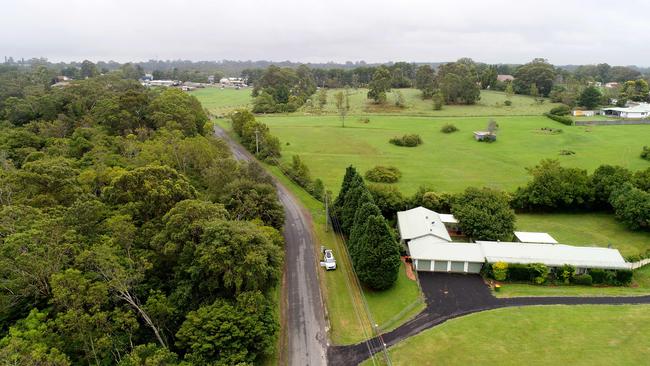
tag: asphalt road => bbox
[214,125,328,366]
[329,272,650,365]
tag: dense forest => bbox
[0,67,284,365]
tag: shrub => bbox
[616,269,633,285]
[558,264,575,284]
[440,124,459,133]
[389,134,423,147]
[504,100,512,106]
[543,112,574,126]
[641,146,650,161]
[559,149,575,155]
[492,262,508,281]
[588,269,606,284]
[549,104,571,116]
[507,263,530,281]
[572,273,593,286]
[529,263,549,284]
[364,166,402,183]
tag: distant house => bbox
[497,74,514,82]
[572,110,597,117]
[602,103,650,119]
[397,207,630,274]
[605,82,620,89]
[219,77,247,88]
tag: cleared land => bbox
[191,87,252,114]
[361,305,650,366]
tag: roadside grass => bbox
[191,87,252,115]
[361,305,650,366]
[494,264,650,297]
[261,284,282,366]
[260,114,650,196]
[517,212,650,257]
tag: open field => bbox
[191,87,252,114]
[517,213,650,257]
[361,305,650,366]
[260,114,650,195]
[494,264,650,297]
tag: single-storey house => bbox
[399,207,630,274]
[602,103,650,119]
[497,74,514,82]
[514,231,558,244]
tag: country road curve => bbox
[214,124,328,366]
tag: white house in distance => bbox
[602,103,650,119]
[398,207,630,274]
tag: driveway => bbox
[328,272,650,366]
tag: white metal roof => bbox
[602,103,650,113]
[397,207,452,242]
[514,231,558,244]
[439,213,458,224]
[409,238,485,262]
[476,241,629,270]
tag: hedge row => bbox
[543,112,574,126]
[488,262,633,286]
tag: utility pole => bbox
[254,129,260,154]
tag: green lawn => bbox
[191,87,252,115]
[494,264,650,297]
[361,305,650,366]
[517,213,650,256]
[261,114,650,195]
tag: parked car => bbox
[322,249,336,270]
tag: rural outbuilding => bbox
[397,207,452,244]
[514,231,558,244]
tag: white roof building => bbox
[602,103,650,119]
[514,231,558,244]
[397,207,452,243]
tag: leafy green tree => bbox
[176,291,277,365]
[13,157,81,207]
[609,183,650,230]
[513,58,556,96]
[436,59,480,104]
[194,220,283,295]
[452,187,515,241]
[119,344,179,366]
[479,65,498,89]
[415,65,435,98]
[0,309,70,366]
[80,60,98,79]
[589,165,632,207]
[354,215,401,290]
[620,79,650,102]
[505,82,514,100]
[149,88,208,136]
[367,66,392,104]
[286,155,311,187]
[348,202,382,260]
[367,183,406,219]
[513,159,593,210]
[222,179,284,229]
[340,184,373,235]
[577,85,602,109]
[333,166,363,219]
[317,88,328,110]
[103,165,197,223]
[634,167,650,192]
[334,90,350,127]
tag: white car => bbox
[323,249,337,270]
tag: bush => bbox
[504,100,512,106]
[389,134,422,147]
[558,264,575,284]
[440,124,459,133]
[507,263,530,281]
[616,269,633,285]
[492,262,508,281]
[543,112,574,126]
[572,273,593,286]
[641,146,650,161]
[364,166,402,183]
[588,269,606,284]
[549,104,571,116]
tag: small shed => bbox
[514,231,558,244]
[473,131,496,141]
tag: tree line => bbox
[0,69,285,364]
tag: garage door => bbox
[417,260,431,271]
[450,261,465,272]
[467,262,483,273]
[433,261,448,272]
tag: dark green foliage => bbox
[577,86,602,109]
[148,88,208,136]
[616,269,634,285]
[354,215,401,290]
[609,183,650,230]
[229,109,281,161]
[440,123,459,133]
[506,263,549,284]
[558,264,576,284]
[634,167,650,192]
[452,187,515,241]
[364,166,402,183]
[222,179,285,229]
[367,184,406,219]
[341,185,374,235]
[284,155,312,187]
[367,66,392,104]
[437,59,481,105]
[252,65,316,113]
[513,58,556,96]
[513,159,592,211]
[572,274,593,286]
[409,187,456,213]
[549,104,571,116]
[543,112,574,125]
[415,65,435,98]
[333,166,363,220]
[589,165,632,207]
[175,291,277,365]
[119,343,180,366]
[389,134,423,147]
[348,202,383,260]
[588,269,606,284]
[641,146,650,161]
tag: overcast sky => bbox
[3,0,650,65]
